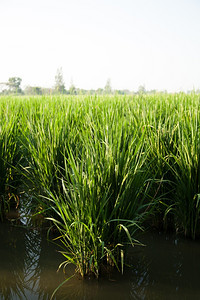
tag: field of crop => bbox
[1,93,200,280]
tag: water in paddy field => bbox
[1,224,200,300]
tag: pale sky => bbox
[1,0,200,92]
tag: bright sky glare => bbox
[1,0,200,92]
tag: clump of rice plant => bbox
[46,106,155,279]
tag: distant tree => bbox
[24,86,42,95]
[7,77,22,93]
[69,79,77,95]
[35,87,42,95]
[42,87,53,95]
[78,89,88,95]
[89,89,96,95]
[115,90,124,95]
[138,85,146,94]
[115,89,131,95]
[148,89,157,94]
[0,82,8,94]
[54,68,66,94]
[96,88,104,95]
[104,78,112,94]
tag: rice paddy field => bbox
[1,93,200,297]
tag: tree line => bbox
[0,68,168,96]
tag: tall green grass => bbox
[46,104,155,277]
[0,98,22,220]
[19,96,156,275]
[1,93,200,278]
[169,98,200,238]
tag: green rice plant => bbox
[45,107,156,281]
[140,93,200,238]
[169,103,200,238]
[144,99,180,229]
[0,98,22,220]
[19,96,93,217]
[2,93,200,243]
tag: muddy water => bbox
[1,225,200,300]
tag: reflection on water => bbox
[127,232,200,300]
[1,226,200,299]
[0,224,67,300]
